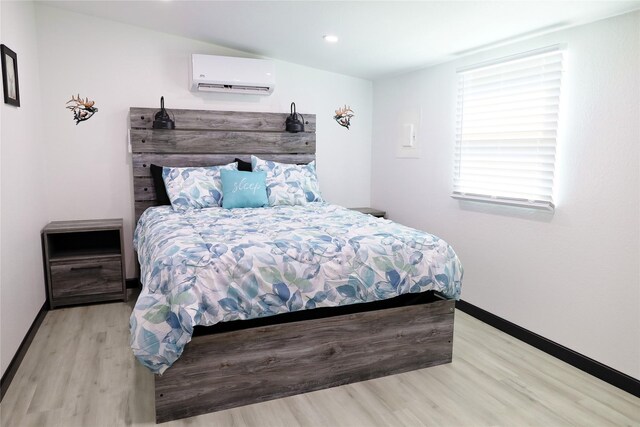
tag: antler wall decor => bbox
[66,94,98,125]
[334,105,354,130]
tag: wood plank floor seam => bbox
[1,298,638,426]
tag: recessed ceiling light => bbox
[323,35,339,43]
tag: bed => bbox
[129,107,463,423]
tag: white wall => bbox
[372,11,640,378]
[0,1,47,377]
[34,5,373,278]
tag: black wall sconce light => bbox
[152,96,175,129]
[285,102,305,133]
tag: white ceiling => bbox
[42,1,640,80]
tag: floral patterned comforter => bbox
[131,204,463,374]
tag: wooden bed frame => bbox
[130,107,455,423]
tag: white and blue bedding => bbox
[131,204,463,374]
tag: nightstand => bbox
[42,219,127,309]
[349,207,387,218]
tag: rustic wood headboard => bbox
[130,107,316,221]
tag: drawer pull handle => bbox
[70,265,103,271]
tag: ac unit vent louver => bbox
[197,84,272,93]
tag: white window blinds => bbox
[453,45,565,210]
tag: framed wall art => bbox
[1,44,20,107]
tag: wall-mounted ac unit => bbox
[190,54,275,95]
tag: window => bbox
[453,45,565,210]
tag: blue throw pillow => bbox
[221,170,269,209]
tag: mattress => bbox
[131,204,463,374]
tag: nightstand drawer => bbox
[50,258,123,299]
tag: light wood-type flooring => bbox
[1,296,638,426]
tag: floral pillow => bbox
[251,156,323,206]
[162,163,238,211]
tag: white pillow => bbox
[251,156,323,206]
[162,163,238,211]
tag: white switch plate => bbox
[397,123,420,158]
[403,123,416,147]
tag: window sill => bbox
[451,193,554,212]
